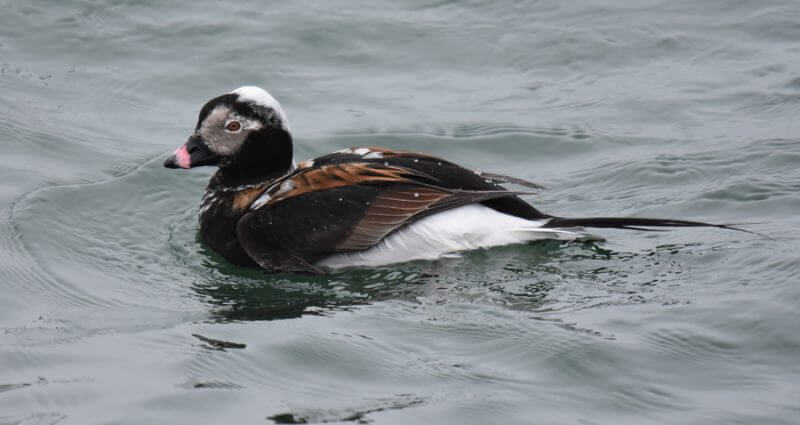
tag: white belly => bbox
[316,204,585,269]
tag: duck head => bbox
[164,86,293,177]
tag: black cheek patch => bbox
[196,94,239,130]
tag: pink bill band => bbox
[173,145,191,169]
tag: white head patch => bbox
[232,86,290,131]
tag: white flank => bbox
[232,86,290,131]
[316,204,586,269]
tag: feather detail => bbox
[231,186,268,211]
[476,172,546,191]
[336,186,448,251]
[337,185,541,251]
[251,162,440,209]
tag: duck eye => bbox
[225,121,242,132]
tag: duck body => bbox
[165,86,745,273]
[194,145,570,272]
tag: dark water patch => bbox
[0,382,31,394]
[268,395,425,424]
[785,76,800,90]
[182,380,244,390]
[192,333,246,351]
[184,232,746,328]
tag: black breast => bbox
[199,189,258,267]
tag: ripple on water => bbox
[8,129,764,332]
[2,0,800,422]
[8,155,211,327]
[9,153,483,326]
[553,138,800,225]
[316,123,610,162]
[0,412,67,425]
[642,326,740,362]
[6,126,792,425]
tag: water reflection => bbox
[187,239,679,323]
[192,262,442,322]
[190,247,434,321]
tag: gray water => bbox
[2,1,800,424]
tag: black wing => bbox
[297,147,548,219]
[236,149,541,272]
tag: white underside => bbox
[316,204,587,269]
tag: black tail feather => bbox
[544,216,761,236]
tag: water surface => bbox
[2,1,800,424]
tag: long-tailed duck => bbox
[164,86,746,273]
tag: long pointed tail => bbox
[544,216,759,236]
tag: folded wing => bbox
[236,151,543,272]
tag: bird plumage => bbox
[164,86,750,273]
